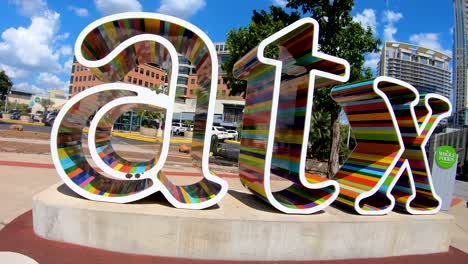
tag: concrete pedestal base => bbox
[33,182,453,261]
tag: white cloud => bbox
[0,64,28,79]
[69,6,89,17]
[353,9,377,33]
[383,10,403,24]
[409,33,452,56]
[271,0,288,7]
[0,11,62,72]
[157,0,206,19]
[383,24,397,42]
[13,82,45,95]
[63,58,73,74]
[94,0,142,16]
[382,10,403,42]
[36,72,67,90]
[364,52,381,72]
[55,32,70,41]
[12,0,47,17]
[59,45,72,56]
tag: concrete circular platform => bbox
[33,181,453,261]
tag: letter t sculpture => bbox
[233,18,350,214]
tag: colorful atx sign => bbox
[51,13,451,215]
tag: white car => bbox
[226,130,238,140]
[212,126,229,141]
[172,122,188,135]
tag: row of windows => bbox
[134,66,166,81]
[127,76,161,89]
[73,75,96,83]
[74,65,88,72]
[73,86,89,93]
[390,52,447,69]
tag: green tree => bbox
[222,6,301,97]
[308,110,331,160]
[40,98,55,113]
[287,0,380,178]
[0,71,13,103]
[16,103,30,115]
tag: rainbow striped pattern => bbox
[233,18,349,214]
[52,14,226,206]
[331,77,451,215]
[56,90,153,197]
[94,103,157,175]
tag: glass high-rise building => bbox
[453,0,468,126]
[379,42,452,99]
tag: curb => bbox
[0,119,45,127]
[82,128,192,144]
[225,139,240,145]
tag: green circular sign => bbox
[34,97,41,103]
[435,146,457,169]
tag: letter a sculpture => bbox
[51,13,228,209]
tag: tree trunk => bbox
[327,113,341,178]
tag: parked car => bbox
[226,130,239,140]
[43,111,58,126]
[31,111,43,122]
[10,111,20,120]
[171,122,188,136]
[212,126,229,142]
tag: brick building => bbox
[68,58,234,100]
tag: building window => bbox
[134,67,138,72]
[88,75,92,81]
[190,89,194,95]
[139,68,144,74]
[218,79,220,84]
[74,76,78,82]
[145,81,148,87]
[177,76,188,85]
[93,76,96,81]
[146,70,150,76]
[79,76,82,82]
[191,79,195,84]
[150,83,153,88]
[133,78,137,84]
[156,74,159,79]
[139,79,142,85]
[402,52,410,61]
[128,76,132,82]
[151,72,155,78]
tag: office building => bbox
[68,42,244,130]
[453,0,468,126]
[379,42,452,99]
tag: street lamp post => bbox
[3,91,10,113]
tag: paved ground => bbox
[0,121,50,133]
[0,127,466,263]
[455,180,468,201]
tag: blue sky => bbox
[0,0,454,96]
